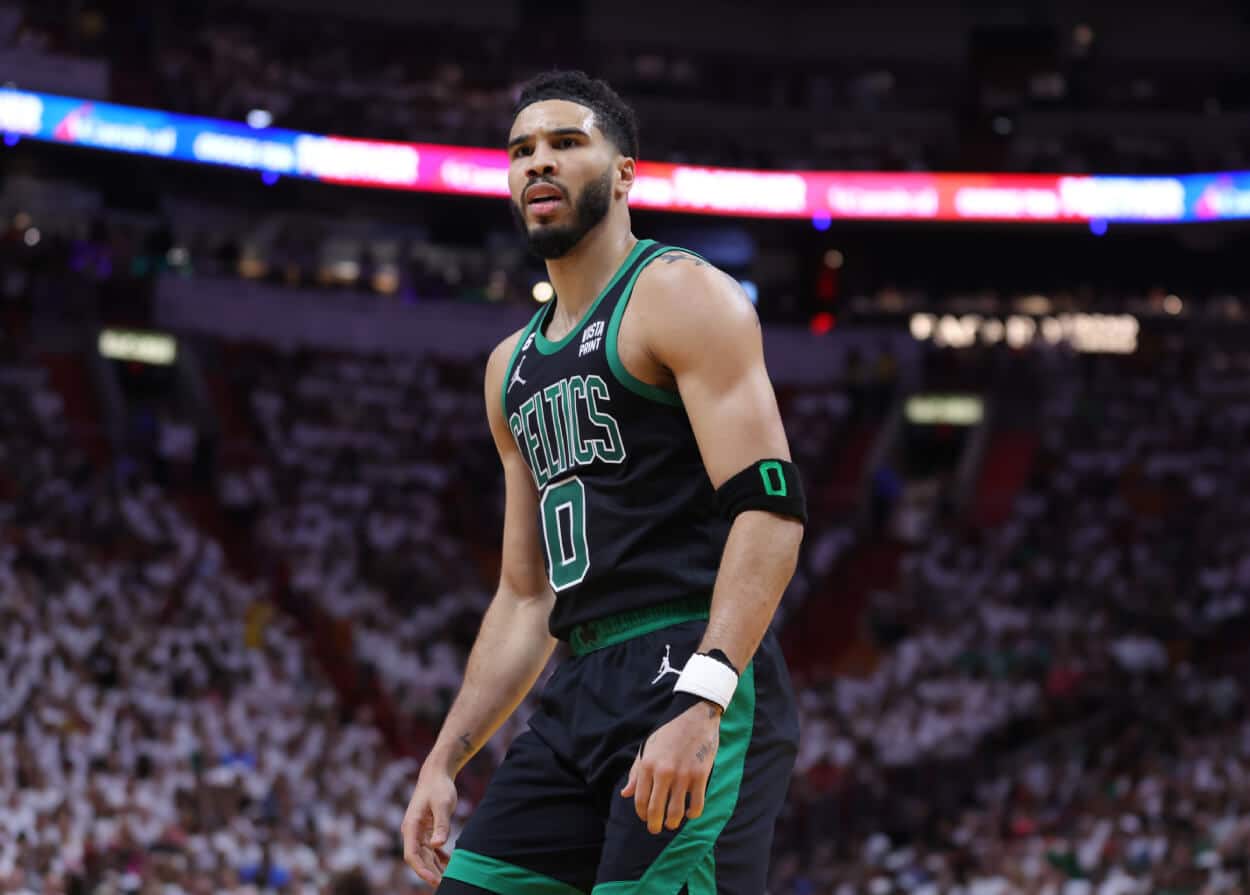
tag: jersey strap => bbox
[605,244,710,407]
[499,306,547,412]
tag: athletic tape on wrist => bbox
[673,652,739,711]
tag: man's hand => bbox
[401,768,457,887]
[621,701,721,834]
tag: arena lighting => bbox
[809,312,835,335]
[823,250,844,269]
[905,394,984,426]
[908,313,1139,354]
[23,227,39,246]
[1164,294,1183,315]
[1015,294,1051,315]
[2,87,1250,222]
[330,260,361,282]
[532,281,554,303]
[98,329,178,365]
[246,108,273,129]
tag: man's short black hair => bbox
[512,70,639,160]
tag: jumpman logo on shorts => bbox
[507,357,528,393]
[651,644,683,685]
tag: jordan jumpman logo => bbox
[651,645,684,685]
[507,356,528,393]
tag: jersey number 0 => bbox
[540,477,589,591]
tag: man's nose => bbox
[526,147,557,179]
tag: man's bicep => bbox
[661,275,792,489]
[679,359,792,489]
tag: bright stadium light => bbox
[532,281,554,303]
[99,329,177,365]
[906,394,984,426]
[246,108,273,129]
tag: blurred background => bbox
[2,1,1250,893]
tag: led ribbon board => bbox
[3,89,1248,222]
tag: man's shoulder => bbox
[485,324,533,409]
[632,248,758,337]
[489,325,529,369]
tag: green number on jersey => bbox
[540,478,589,591]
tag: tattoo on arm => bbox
[457,733,473,757]
[660,250,759,326]
[659,251,707,267]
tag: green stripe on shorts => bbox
[592,662,756,895]
[442,848,589,895]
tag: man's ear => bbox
[616,157,636,199]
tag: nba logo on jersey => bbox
[579,321,605,357]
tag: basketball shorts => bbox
[439,596,800,895]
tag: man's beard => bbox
[511,169,613,260]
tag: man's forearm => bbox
[699,511,803,671]
[425,590,557,777]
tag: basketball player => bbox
[401,70,804,894]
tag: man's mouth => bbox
[526,184,565,214]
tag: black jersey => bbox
[501,239,729,639]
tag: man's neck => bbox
[544,227,638,332]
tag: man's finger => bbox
[406,849,436,886]
[427,844,449,873]
[413,844,447,886]
[402,827,421,873]
[687,772,708,820]
[427,801,452,848]
[664,778,689,831]
[620,759,639,798]
[632,766,654,824]
[646,768,672,834]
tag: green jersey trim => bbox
[443,848,589,895]
[591,662,756,895]
[500,309,546,413]
[605,247,703,407]
[533,239,656,355]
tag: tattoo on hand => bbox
[695,741,713,763]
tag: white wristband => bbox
[673,653,738,711]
